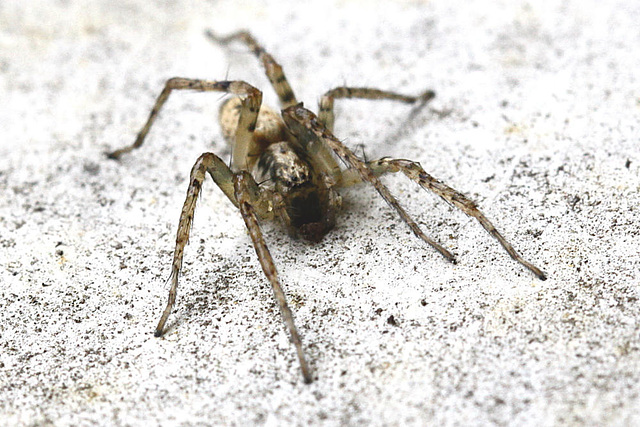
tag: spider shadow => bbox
[153,265,238,338]
[379,101,453,152]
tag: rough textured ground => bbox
[1,0,639,425]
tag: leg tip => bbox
[105,150,121,160]
[204,29,217,40]
[419,90,436,102]
[441,248,457,264]
[526,263,547,281]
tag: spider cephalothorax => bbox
[107,30,546,384]
[254,138,338,242]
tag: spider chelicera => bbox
[107,30,546,383]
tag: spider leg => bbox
[340,158,547,280]
[106,79,262,161]
[318,86,435,132]
[282,104,455,263]
[311,86,434,180]
[155,152,246,337]
[233,171,313,384]
[206,30,298,109]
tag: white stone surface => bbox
[1,0,639,425]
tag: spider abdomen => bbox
[220,96,290,171]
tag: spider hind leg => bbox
[318,86,436,132]
[206,30,298,109]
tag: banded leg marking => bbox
[206,30,298,109]
[318,86,435,132]
[341,157,547,279]
[107,78,262,161]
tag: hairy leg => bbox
[206,30,298,109]
[318,86,435,132]
[233,171,313,384]
[340,157,547,279]
[155,152,241,336]
[106,78,262,162]
[282,104,455,263]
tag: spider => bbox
[107,30,546,384]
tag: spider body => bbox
[107,30,546,384]
[218,98,340,243]
[254,140,338,242]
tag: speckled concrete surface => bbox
[1,0,639,425]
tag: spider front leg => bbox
[341,158,547,280]
[155,152,240,336]
[206,30,298,109]
[155,154,312,383]
[318,86,436,132]
[282,104,455,263]
[234,171,313,384]
[106,78,262,160]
